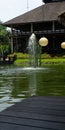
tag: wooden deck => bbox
[0,96,65,130]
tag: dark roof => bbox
[3,1,65,27]
[43,0,65,3]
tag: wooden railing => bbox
[12,29,65,36]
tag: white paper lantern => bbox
[61,42,65,49]
[39,37,48,46]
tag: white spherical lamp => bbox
[39,37,48,46]
[61,42,65,49]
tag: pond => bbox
[0,64,65,111]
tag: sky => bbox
[0,0,43,22]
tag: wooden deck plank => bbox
[0,96,65,130]
[0,123,45,130]
[0,115,64,130]
[0,111,65,123]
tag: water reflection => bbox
[28,72,37,96]
[0,66,28,111]
[0,65,65,111]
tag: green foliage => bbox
[41,53,51,59]
[0,22,11,57]
[53,56,59,59]
[16,53,29,59]
[14,59,29,67]
[8,52,65,66]
[61,55,65,58]
[41,58,65,65]
[8,53,29,59]
[0,44,10,57]
[8,52,16,58]
[0,23,10,44]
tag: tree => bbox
[0,23,10,44]
[0,44,10,58]
[0,22,11,59]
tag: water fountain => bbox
[27,33,49,96]
[28,33,48,67]
[28,33,40,67]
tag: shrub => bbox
[16,53,29,59]
[62,55,65,58]
[53,56,59,59]
[8,52,16,58]
[41,53,51,59]
[8,53,29,59]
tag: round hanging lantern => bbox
[39,37,48,46]
[61,42,65,49]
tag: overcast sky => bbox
[0,0,43,22]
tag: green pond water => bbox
[0,64,65,111]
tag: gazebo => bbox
[3,0,65,55]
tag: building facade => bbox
[3,0,65,55]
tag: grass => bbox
[14,59,29,66]
[8,52,65,66]
[41,58,65,64]
[14,58,65,66]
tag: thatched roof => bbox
[3,1,65,27]
[43,0,65,3]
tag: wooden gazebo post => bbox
[31,23,33,33]
[52,21,55,52]
[11,26,14,53]
[52,21,55,32]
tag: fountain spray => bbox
[28,33,40,67]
